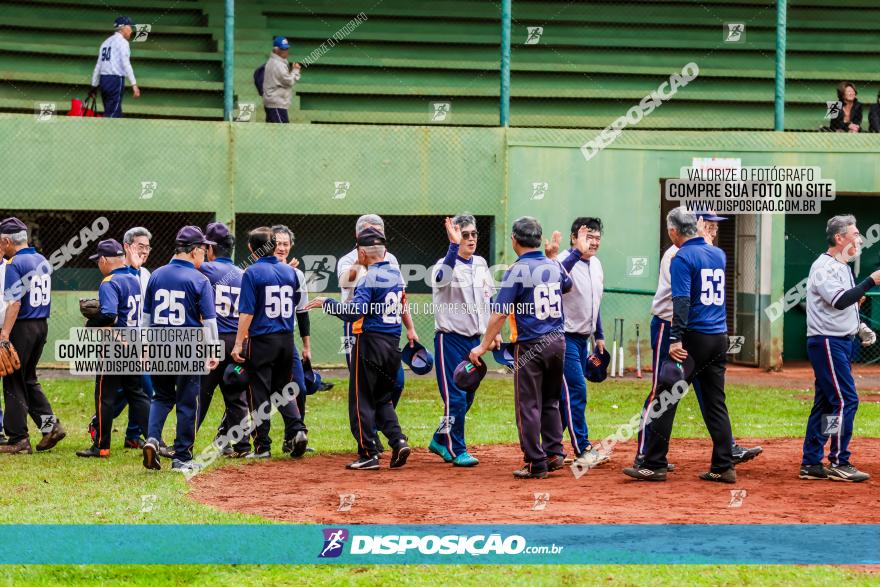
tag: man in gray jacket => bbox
[263,36,301,123]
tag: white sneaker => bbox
[245,450,270,459]
[575,447,609,468]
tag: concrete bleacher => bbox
[1,0,879,128]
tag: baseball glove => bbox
[858,322,877,347]
[79,298,101,319]
[0,340,20,376]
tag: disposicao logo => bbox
[319,528,349,558]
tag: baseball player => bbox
[428,215,497,467]
[195,223,251,458]
[633,210,762,471]
[624,208,736,483]
[557,217,608,467]
[0,254,6,445]
[469,216,572,479]
[76,239,148,458]
[0,217,66,454]
[89,16,140,118]
[799,214,879,482]
[141,226,219,472]
[231,227,308,459]
[306,227,413,470]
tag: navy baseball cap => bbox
[453,359,487,393]
[273,36,290,50]
[175,225,216,247]
[693,209,727,222]
[205,222,230,243]
[115,16,134,28]
[402,341,434,375]
[657,355,695,390]
[89,238,124,261]
[492,342,515,369]
[0,217,27,234]
[223,363,249,387]
[356,227,386,247]
[585,347,612,383]
[302,358,323,395]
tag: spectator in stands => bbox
[262,37,301,124]
[869,91,880,133]
[828,81,862,133]
[89,16,140,118]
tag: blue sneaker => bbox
[428,439,453,463]
[453,452,479,467]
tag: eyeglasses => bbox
[134,243,151,252]
[461,230,479,240]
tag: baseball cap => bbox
[693,209,727,222]
[175,225,216,247]
[302,358,324,395]
[402,341,434,375]
[205,222,231,243]
[89,238,125,261]
[273,36,290,50]
[0,217,27,234]
[492,342,515,369]
[585,347,612,383]
[114,16,135,28]
[356,227,387,247]
[453,359,487,393]
[657,355,696,391]
[223,363,249,387]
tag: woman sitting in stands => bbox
[828,81,862,133]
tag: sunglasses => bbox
[461,230,479,240]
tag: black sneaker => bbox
[142,438,161,470]
[289,431,308,458]
[513,463,548,479]
[827,463,870,483]
[633,455,675,473]
[623,466,668,481]
[0,432,8,446]
[731,444,763,465]
[547,455,566,472]
[157,441,175,459]
[76,445,109,458]
[799,464,829,480]
[347,456,380,470]
[225,448,250,458]
[699,469,737,483]
[390,441,411,469]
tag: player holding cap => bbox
[469,217,572,479]
[307,227,413,470]
[231,227,308,459]
[77,239,148,458]
[556,217,608,468]
[427,215,497,467]
[89,16,140,118]
[624,208,736,483]
[0,217,66,454]
[196,223,251,458]
[633,210,761,471]
[142,226,219,472]
[799,214,880,482]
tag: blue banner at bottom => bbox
[2,525,878,565]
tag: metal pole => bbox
[774,0,786,131]
[500,0,511,126]
[224,0,234,120]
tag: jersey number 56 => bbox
[265,285,294,318]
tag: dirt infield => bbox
[190,438,880,525]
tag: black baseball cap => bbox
[223,362,249,387]
[657,355,695,390]
[0,217,27,234]
[205,222,231,243]
[585,347,611,383]
[356,227,386,247]
[89,238,125,261]
[453,359,487,393]
[176,225,216,247]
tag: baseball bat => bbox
[618,317,625,377]
[610,318,618,378]
[635,323,642,378]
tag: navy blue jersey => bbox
[3,247,51,319]
[491,251,572,343]
[200,258,243,334]
[98,267,142,327]
[323,261,405,336]
[143,259,216,327]
[239,256,299,336]
[670,237,727,335]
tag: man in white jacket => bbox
[89,16,140,118]
[262,37,301,123]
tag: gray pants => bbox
[513,333,566,470]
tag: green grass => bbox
[2,375,878,584]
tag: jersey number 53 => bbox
[699,268,725,306]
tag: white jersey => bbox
[336,248,400,303]
[294,267,309,312]
[559,249,604,335]
[134,266,150,328]
[92,32,136,86]
[0,259,6,326]
[807,253,860,337]
[432,251,494,337]
[651,245,678,322]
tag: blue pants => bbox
[431,332,479,457]
[345,322,403,405]
[100,74,125,118]
[265,108,289,123]
[803,335,859,466]
[560,333,591,455]
[148,374,201,462]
